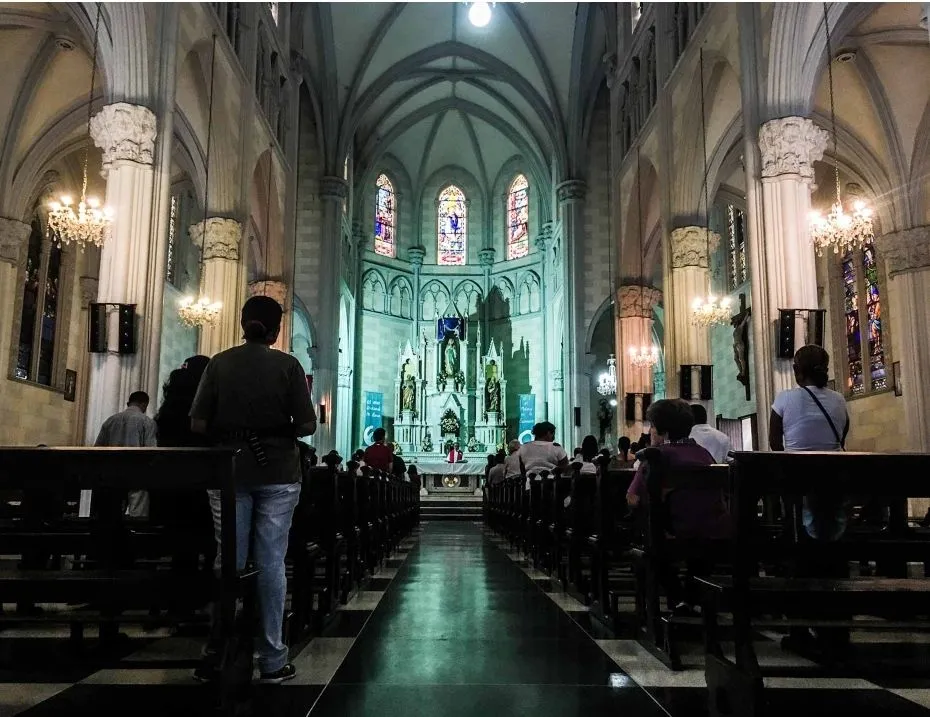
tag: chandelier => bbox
[691,295,732,327]
[629,345,659,369]
[597,354,618,396]
[808,4,875,256]
[48,5,113,249]
[178,34,221,328]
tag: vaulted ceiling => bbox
[295,2,610,201]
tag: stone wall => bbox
[845,390,907,453]
[293,96,323,326]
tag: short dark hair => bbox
[532,421,556,439]
[646,398,694,441]
[618,436,631,451]
[241,295,283,343]
[128,391,149,406]
[581,435,599,462]
[372,427,386,443]
[794,344,830,389]
[691,404,708,424]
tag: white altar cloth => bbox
[410,461,484,476]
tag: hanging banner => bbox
[363,391,383,446]
[436,316,467,341]
[518,394,535,444]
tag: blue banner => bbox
[436,316,466,341]
[363,391,383,446]
[518,394,535,444]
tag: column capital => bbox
[189,217,242,261]
[556,179,587,203]
[248,279,287,307]
[319,176,348,201]
[407,245,426,267]
[0,217,31,266]
[618,284,662,318]
[79,276,99,306]
[670,226,719,269]
[534,221,554,251]
[478,247,496,267]
[549,370,564,390]
[759,116,828,181]
[880,226,930,279]
[89,102,157,175]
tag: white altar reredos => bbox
[393,319,506,471]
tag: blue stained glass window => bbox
[843,251,864,394]
[507,174,529,260]
[862,241,886,390]
[437,185,466,266]
[374,174,396,258]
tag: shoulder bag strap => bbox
[801,386,846,450]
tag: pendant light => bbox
[47,3,114,249]
[179,34,223,327]
[691,47,731,327]
[808,2,874,255]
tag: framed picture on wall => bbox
[893,361,903,397]
[63,370,77,402]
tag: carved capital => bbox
[319,176,348,201]
[79,276,99,306]
[549,370,564,391]
[534,221,553,251]
[880,226,930,279]
[758,117,828,181]
[670,226,719,269]
[189,217,242,261]
[89,103,157,174]
[618,284,662,318]
[407,245,426,267]
[0,217,31,266]
[478,247,496,267]
[556,179,587,203]
[248,279,287,307]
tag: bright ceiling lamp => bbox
[468,1,493,27]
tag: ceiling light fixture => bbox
[468,1,493,27]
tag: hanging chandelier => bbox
[597,354,618,396]
[808,4,874,256]
[629,345,659,369]
[48,4,113,249]
[691,295,732,327]
[178,34,222,328]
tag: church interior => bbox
[3,2,930,715]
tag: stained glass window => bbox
[726,204,747,291]
[842,251,863,394]
[374,173,396,258]
[862,242,886,390]
[507,174,529,260]
[841,243,888,395]
[437,185,466,266]
[166,194,178,285]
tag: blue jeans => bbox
[208,482,301,673]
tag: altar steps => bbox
[420,496,484,521]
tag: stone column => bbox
[758,117,829,396]
[618,284,662,436]
[478,247,495,345]
[535,222,553,424]
[84,103,158,445]
[73,277,99,444]
[549,369,565,444]
[190,217,243,357]
[248,278,288,351]
[881,227,930,452]
[557,179,588,445]
[313,176,348,454]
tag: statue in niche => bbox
[485,360,501,413]
[444,335,459,378]
[401,374,416,412]
[730,294,752,401]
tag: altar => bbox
[409,460,485,494]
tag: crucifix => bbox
[730,293,752,401]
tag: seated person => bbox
[446,442,463,463]
[407,465,421,490]
[570,435,599,475]
[364,428,394,473]
[392,454,407,480]
[519,422,569,484]
[487,451,506,485]
[609,436,636,470]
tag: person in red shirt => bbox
[446,443,463,463]
[364,428,394,472]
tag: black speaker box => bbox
[88,303,107,353]
[118,304,136,355]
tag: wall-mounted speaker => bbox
[574,406,581,427]
[778,309,827,358]
[680,365,712,400]
[88,303,107,353]
[117,304,136,354]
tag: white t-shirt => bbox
[519,440,568,477]
[504,451,523,479]
[772,386,848,451]
[690,424,732,463]
[570,460,597,475]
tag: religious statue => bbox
[444,336,458,378]
[401,374,416,412]
[597,398,614,445]
[485,360,501,412]
[731,295,752,401]
[421,431,434,453]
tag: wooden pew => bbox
[700,451,930,717]
[0,447,255,712]
[590,467,636,630]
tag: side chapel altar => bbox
[392,316,506,494]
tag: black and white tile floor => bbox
[2,523,930,716]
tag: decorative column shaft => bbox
[248,278,288,351]
[84,103,158,445]
[758,117,829,396]
[618,284,662,437]
[669,226,717,367]
[881,227,930,452]
[535,222,553,425]
[190,217,243,357]
[557,179,588,444]
[73,277,99,443]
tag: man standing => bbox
[689,404,732,463]
[94,391,157,517]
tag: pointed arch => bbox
[437,184,467,265]
[374,172,396,257]
[506,174,529,260]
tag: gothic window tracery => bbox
[454,282,481,317]
[437,185,466,265]
[517,271,541,314]
[374,173,396,257]
[507,174,529,260]
[389,278,413,319]
[838,242,887,396]
[362,271,387,313]
[421,281,450,320]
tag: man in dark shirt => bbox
[364,428,394,472]
[190,296,316,684]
